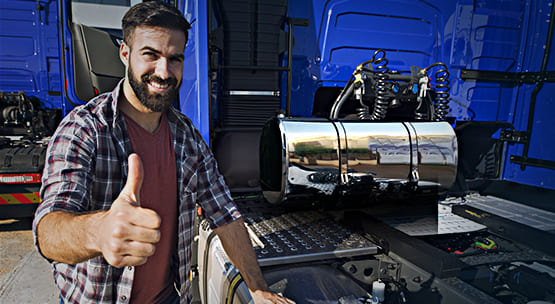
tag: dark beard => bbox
[128,65,179,112]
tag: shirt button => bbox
[121,295,127,301]
[128,266,133,271]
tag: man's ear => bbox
[120,42,129,67]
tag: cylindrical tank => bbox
[260,117,457,204]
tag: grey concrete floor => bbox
[0,219,58,304]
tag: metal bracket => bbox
[288,18,310,27]
[499,129,528,144]
[497,130,555,170]
[510,156,555,170]
[501,128,555,170]
[461,69,555,84]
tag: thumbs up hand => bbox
[118,153,144,206]
[95,153,161,268]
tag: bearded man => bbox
[33,2,294,304]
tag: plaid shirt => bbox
[33,80,241,304]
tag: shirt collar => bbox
[110,78,125,130]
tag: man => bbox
[33,2,294,304]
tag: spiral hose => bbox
[424,62,450,121]
[369,50,390,120]
[356,107,370,119]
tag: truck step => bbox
[244,211,378,267]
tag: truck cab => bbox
[185,0,555,303]
[1,0,554,303]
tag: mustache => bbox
[141,73,178,88]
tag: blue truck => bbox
[1,0,555,303]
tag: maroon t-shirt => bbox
[124,113,178,304]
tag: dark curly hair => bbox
[122,1,190,46]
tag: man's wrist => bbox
[83,211,105,256]
[248,284,270,294]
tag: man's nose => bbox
[154,58,170,79]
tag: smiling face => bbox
[120,26,186,113]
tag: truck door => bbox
[58,0,128,108]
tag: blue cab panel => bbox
[180,0,211,142]
[0,0,63,111]
[282,0,555,190]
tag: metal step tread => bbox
[244,211,378,267]
[463,194,555,232]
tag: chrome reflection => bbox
[260,117,457,204]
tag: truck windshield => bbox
[71,0,142,32]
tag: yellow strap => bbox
[226,273,244,304]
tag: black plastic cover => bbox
[0,145,46,174]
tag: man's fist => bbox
[96,153,161,268]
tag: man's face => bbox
[122,26,186,112]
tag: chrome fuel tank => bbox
[260,117,457,204]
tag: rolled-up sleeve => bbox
[32,109,97,252]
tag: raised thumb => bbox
[122,153,144,205]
